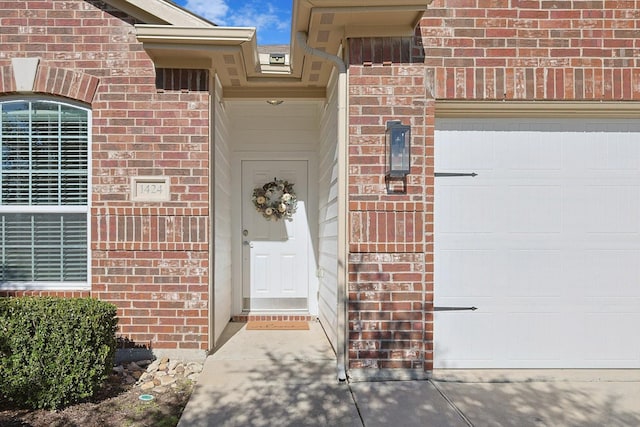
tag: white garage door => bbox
[434,118,640,369]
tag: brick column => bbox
[347,36,435,378]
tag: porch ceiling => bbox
[135,0,430,100]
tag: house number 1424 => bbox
[132,177,169,201]
[139,183,164,194]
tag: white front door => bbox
[241,160,310,311]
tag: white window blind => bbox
[1,99,89,287]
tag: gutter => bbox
[295,31,349,382]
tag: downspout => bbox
[295,31,348,382]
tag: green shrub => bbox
[0,297,118,409]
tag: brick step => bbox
[231,314,317,323]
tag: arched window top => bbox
[1,98,89,205]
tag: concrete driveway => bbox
[178,323,640,426]
[352,375,640,427]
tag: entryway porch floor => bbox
[177,320,362,426]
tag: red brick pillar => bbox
[347,37,434,378]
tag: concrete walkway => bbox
[178,322,640,427]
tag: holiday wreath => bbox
[252,178,297,221]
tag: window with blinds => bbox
[0,99,89,288]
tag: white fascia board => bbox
[136,25,256,45]
[104,0,214,27]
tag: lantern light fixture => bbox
[385,120,411,178]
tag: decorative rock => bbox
[159,375,177,386]
[187,362,203,374]
[146,360,161,373]
[137,359,152,368]
[139,372,153,383]
[119,357,203,391]
[140,381,155,391]
[157,357,169,371]
[128,362,143,371]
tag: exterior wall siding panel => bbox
[318,71,340,350]
[213,74,233,346]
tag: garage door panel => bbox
[437,249,500,298]
[435,118,640,369]
[434,132,496,171]
[583,313,640,362]
[505,312,564,362]
[505,250,562,297]
[434,310,496,368]
[507,185,563,233]
[585,186,640,233]
[579,250,640,297]
[504,132,563,171]
[436,185,496,233]
[585,127,640,171]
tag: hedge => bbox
[0,297,118,409]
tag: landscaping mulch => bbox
[0,366,195,427]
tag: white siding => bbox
[229,103,320,152]
[317,72,340,350]
[213,75,232,345]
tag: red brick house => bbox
[1,0,639,380]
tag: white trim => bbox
[0,206,87,214]
[436,100,640,118]
[102,0,214,28]
[0,281,90,291]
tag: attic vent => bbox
[269,54,285,65]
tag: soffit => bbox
[136,1,430,99]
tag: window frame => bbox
[0,97,91,291]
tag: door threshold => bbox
[231,313,317,322]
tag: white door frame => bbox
[231,151,319,316]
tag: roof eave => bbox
[102,0,215,27]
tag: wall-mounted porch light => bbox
[385,120,411,193]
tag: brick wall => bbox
[421,0,640,100]
[347,37,434,372]
[348,1,640,374]
[0,0,210,352]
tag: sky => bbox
[174,0,293,45]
